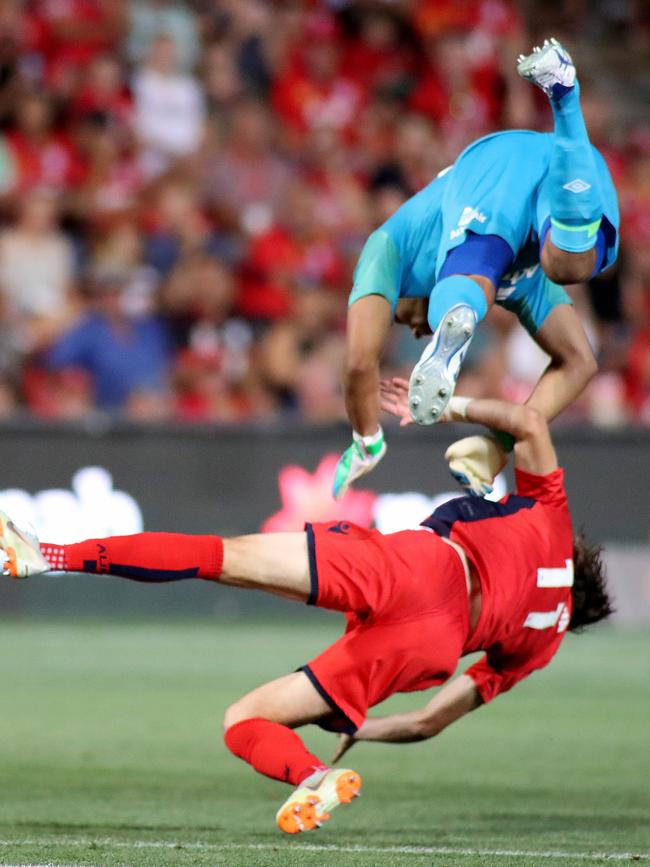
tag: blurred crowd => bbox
[0,0,648,426]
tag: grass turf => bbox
[0,619,647,867]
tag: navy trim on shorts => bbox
[300,665,358,735]
[304,523,319,605]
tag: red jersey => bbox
[422,467,574,704]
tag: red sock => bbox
[224,718,328,786]
[40,534,223,582]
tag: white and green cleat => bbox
[276,767,362,834]
[0,510,50,579]
[517,37,576,100]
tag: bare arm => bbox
[380,380,557,476]
[344,296,393,436]
[462,398,557,476]
[333,675,481,758]
[527,304,598,421]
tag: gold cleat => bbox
[276,768,362,834]
[0,511,50,579]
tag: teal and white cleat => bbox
[408,304,476,425]
[276,767,362,834]
[517,37,576,100]
[0,510,50,579]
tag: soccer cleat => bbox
[276,767,362,834]
[0,510,50,579]
[408,304,476,425]
[516,37,576,100]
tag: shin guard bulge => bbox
[41,533,224,582]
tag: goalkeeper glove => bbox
[332,426,386,500]
[445,434,508,498]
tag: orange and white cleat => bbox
[276,767,362,834]
[0,510,50,579]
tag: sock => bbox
[427,274,488,333]
[40,533,223,582]
[224,717,328,786]
[548,81,603,253]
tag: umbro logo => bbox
[562,178,591,193]
[328,521,351,534]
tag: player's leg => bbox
[1,511,312,602]
[407,233,513,425]
[223,672,362,834]
[517,39,602,283]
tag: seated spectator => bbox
[6,93,78,194]
[71,120,144,220]
[272,12,365,147]
[26,0,123,98]
[202,40,245,109]
[0,188,77,348]
[409,28,505,154]
[145,180,239,277]
[238,180,346,322]
[46,268,172,413]
[371,113,448,196]
[341,4,417,94]
[162,253,261,421]
[258,287,346,420]
[0,293,22,418]
[70,54,133,135]
[132,34,205,178]
[202,99,291,235]
[127,0,200,72]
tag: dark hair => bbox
[569,533,615,632]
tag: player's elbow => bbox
[413,714,441,741]
[516,407,548,442]
[541,244,596,285]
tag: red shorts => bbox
[302,521,470,733]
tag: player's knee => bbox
[223,701,251,733]
[517,406,547,440]
[573,343,598,381]
[558,334,598,384]
[344,351,377,380]
[541,244,595,284]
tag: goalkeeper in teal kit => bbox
[333,38,619,500]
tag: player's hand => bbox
[332,733,357,764]
[332,427,387,500]
[445,435,508,498]
[379,377,413,426]
[380,378,471,425]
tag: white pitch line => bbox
[0,839,648,862]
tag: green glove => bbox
[332,427,387,500]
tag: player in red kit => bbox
[1,388,612,835]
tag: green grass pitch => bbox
[0,619,647,867]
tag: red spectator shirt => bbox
[422,467,574,703]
